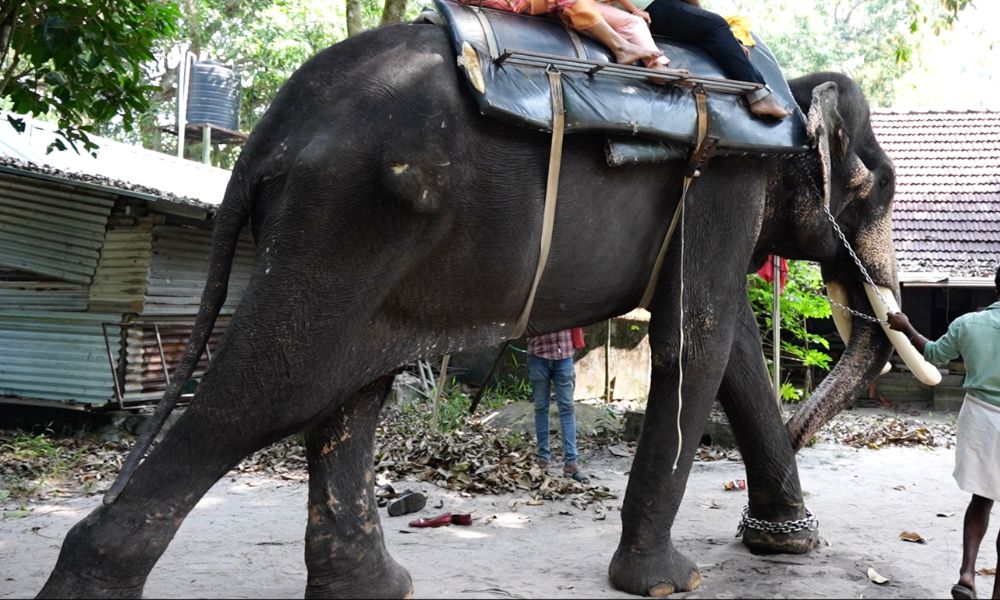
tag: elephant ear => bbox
[806,82,875,208]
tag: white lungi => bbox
[954,393,1000,502]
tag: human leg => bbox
[552,0,663,66]
[529,354,554,465]
[551,356,578,466]
[595,3,669,68]
[993,529,1000,600]
[645,0,789,117]
[956,494,994,598]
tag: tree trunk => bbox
[380,0,408,25]
[346,0,364,37]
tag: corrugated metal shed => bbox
[144,225,253,315]
[0,172,115,284]
[0,113,254,410]
[120,317,231,403]
[0,311,121,406]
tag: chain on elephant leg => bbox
[737,503,820,555]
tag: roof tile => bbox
[872,110,1000,278]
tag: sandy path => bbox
[2,442,997,599]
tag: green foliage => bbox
[748,260,832,401]
[713,0,975,106]
[0,427,85,500]
[0,1,180,153]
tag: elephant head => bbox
[761,73,939,451]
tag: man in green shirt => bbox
[888,264,1000,600]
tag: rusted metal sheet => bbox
[0,173,115,285]
[0,310,120,406]
[119,317,230,403]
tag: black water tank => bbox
[186,61,241,131]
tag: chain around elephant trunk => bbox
[736,505,819,537]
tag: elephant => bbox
[37,17,934,600]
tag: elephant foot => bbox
[609,543,701,597]
[305,556,413,599]
[37,569,144,600]
[739,506,820,555]
[742,526,819,555]
[37,512,152,599]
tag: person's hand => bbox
[886,311,910,332]
[632,9,651,23]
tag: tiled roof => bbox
[871,110,1000,278]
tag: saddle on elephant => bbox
[429,0,809,164]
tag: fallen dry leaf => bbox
[899,531,926,544]
[977,567,996,576]
[867,567,890,584]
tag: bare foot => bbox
[613,40,661,66]
[648,65,692,86]
[750,92,791,119]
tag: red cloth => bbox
[757,256,787,293]
[571,327,585,349]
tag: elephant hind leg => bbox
[303,376,412,599]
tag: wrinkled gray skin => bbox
[38,22,897,599]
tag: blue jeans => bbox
[528,355,577,465]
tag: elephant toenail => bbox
[685,572,702,591]
[648,582,675,597]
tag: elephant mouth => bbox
[784,278,940,452]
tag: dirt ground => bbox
[2,432,997,599]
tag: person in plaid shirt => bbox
[528,328,590,483]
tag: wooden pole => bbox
[772,255,781,406]
[431,354,451,431]
[604,319,612,401]
[469,341,511,415]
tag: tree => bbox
[0,1,179,154]
[714,0,973,106]
[747,261,833,402]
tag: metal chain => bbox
[736,505,819,537]
[821,205,892,315]
[826,295,885,325]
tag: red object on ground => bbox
[408,513,473,528]
[571,327,585,349]
[757,256,788,293]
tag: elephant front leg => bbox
[609,338,722,597]
[303,377,412,599]
[717,300,819,555]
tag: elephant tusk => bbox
[829,280,891,375]
[864,285,942,386]
[826,280,853,344]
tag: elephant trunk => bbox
[786,314,891,451]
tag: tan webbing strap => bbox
[638,88,710,310]
[512,67,565,339]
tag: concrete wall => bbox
[573,310,651,401]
